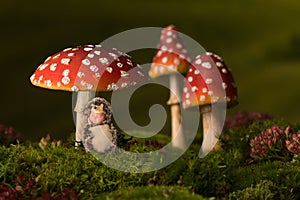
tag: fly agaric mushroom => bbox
[182,52,238,157]
[149,25,191,149]
[30,44,145,147]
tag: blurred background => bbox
[1,0,300,141]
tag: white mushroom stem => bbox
[199,104,223,158]
[74,90,94,147]
[167,74,185,149]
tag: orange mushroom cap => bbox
[182,52,238,109]
[149,25,191,78]
[30,45,145,92]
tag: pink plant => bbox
[286,131,300,156]
[250,126,292,160]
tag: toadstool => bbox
[149,25,192,149]
[30,44,145,147]
[182,52,238,157]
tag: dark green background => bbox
[1,0,300,140]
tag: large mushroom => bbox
[182,52,238,157]
[30,44,145,147]
[149,25,191,149]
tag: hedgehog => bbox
[82,97,117,154]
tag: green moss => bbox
[98,185,210,200]
[2,118,300,199]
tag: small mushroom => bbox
[30,45,145,147]
[83,97,117,154]
[182,52,238,157]
[149,25,191,149]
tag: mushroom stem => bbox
[167,74,185,149]
[74,90,94,147]
[199,104,222,158]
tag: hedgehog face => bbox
[91,103,104,114]
[85,97,113,124]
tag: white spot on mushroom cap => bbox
[84,47,93,51]
[50,63,57,71]
[86,83,93,90]
[202,88,208,93]
[61,77,70,85]
[222,82,227,89]
[162,57,168,64]
[208,91,213,96]
[45,56,51,62]
[95,73,100,79]
[183,87,188,93]
[106,67,113,73]
[194,69,200,75]
[157,50,163,57]
[62,69,70,77]
[61,58,71,65]
[188,76,193,82]
[185,93,190,98]
[30,74,35,82]
[202,62,212,69]
[99,57,109,65]
[166,38,173,43]
[166,31,173,36]
[71,86,79,92]
[179,54,185,59]
[108,52,118,59]
[200,95,206,101]
[195,59,202,65]
[120,70,129,77]
[176,43,182,49]
[39,64,48,71]
[77,71,84,78]
[57,82,61,87]
[45,80,52,87]
[53,54,61,59]
[90,65,98,72]
[68,53,75,57]
[205,78,213,84]
[94,50,101,55]
[192,86,198,92]
[63,48,72,52]
[161,45,167,51]
[88,53,94,58]
[222,68,227,74]
[82,59,91,66]
[117,62,123,68]
[127,59,133,66]
[216,62,223,67]
[173,58,180,65]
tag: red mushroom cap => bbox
[30,45,145,92]
[149,25,191,78]
[182,52,238,109]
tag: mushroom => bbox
[149,25,191,149]
[182,52,238,157]
[30,44,145,147]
